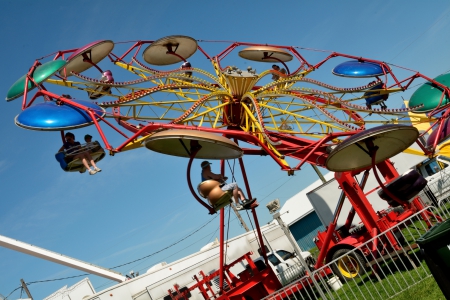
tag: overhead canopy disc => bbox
[15,99,106,131]
[325,125,419,172]
[6,60,68,101]
[409,73,450,113]
[144,129,243,159]
[332,60,386,78]
[142,35,197,66]
[238,46,293,62]
[59,40,114,77]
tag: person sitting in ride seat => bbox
[180,61,193,82]
[59,132,102,175]
[84,134,94,148]
[201,161,255,210]
[271,64,286,81]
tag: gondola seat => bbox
[197,180,232,211]
[377,169,427,207]
[55,141,105,173]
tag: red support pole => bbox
[60,131,65,143]
[315,222,337,268]
[235,139,253,199]
[186,144,216,215]
[22,75,30,110]
[21,61,40,110]
[234,140,267,264]
[199,270,216,296]
[84,109,112,151]
[219,207,225,294]
[337,172,380,231]
[251,208,269,265]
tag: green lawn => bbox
[331,263,444,300]
[295,209,449,300]
[391,277,444,300]
[285,261,445,300]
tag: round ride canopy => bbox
[325,124,419,172]
[144,129,243,159]
[15,99,105,131]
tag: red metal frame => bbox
[19,39,450,155]
[13,39,450,299]
[314,159,431,268]
[186,142,216,215]
[25,40,450,107]
[164,252,281,300]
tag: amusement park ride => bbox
[6,35,450,299]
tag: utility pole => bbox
[20,279,33,300]
[267,200,327,300]
[231,203,250,232]
[272,212,304,258]
[311,164,327,183]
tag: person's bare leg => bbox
[233,187,241,204]
[84,152,94,164]
[89,159,98,169]
[83,152,99,170]
[237,188,246,201]
[74,153,91,170]
[81,158,90,170]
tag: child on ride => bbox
[84,134,94,149]
[59,132,102,175]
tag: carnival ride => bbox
[6,35,450,299]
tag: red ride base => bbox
[164,252,281,300]
[314,159,429,268]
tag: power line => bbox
[10,214,218,294]
[258,176,295,204]
[4,286,22,300]
[390,7,450,62]
[110,215,218,269]
[95,225,223,290]
[27,274,89,285]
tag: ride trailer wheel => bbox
[331,249,366,281]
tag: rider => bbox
[180,61,193,82]
[201,161,255,210]
[59,132,101,175]
[84,134,94,148]
[271,64,286,81]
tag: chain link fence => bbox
[263,203,448,300]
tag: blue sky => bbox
[1,1,450,299]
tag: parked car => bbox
[413,155,450,205]
[250,249,315,286]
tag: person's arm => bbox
[58,145,65,152]
[203,169,225,182]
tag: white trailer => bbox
[46,223,311,300]
[307,150,427,228]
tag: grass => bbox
[390,277,444,300]
[289,210,450,300]
[333,262,444,300]
[309,246,319,259]
[284,259,445,300]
